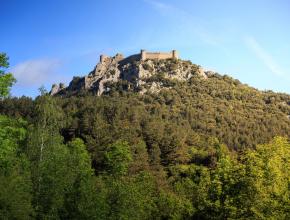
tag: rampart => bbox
[99,50,179,64]
[140,49,178,60]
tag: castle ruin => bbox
[100,53,124,63]
[140,49,178,60]
[99,49,179,64]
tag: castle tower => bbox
[172,50,178,59]
[100,54,108,63]
[141,49,146,60]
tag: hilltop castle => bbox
[100,49,178,63]
[50,49,211,96]
[140,49,178,60]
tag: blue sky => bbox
[1,0,290,97]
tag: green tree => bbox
[60,138,99,220]
[240,137,290,219]
[104,141,132,176]
[0,53,16,98]
[128,140,150,174]
[172,143,243,219]
[0,115,33,219]
[27,95,71,219]
[200,144,244,219]
[95,172,159,220]
[156,189,193,220]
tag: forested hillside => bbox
[0,53,289,219]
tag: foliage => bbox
[239,137,290,219]
[0,53,16,98]
[0,53,289,219]
[104,141,133,176]
[60,138,98,219]
[0,115,33,219]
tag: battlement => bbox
[140,49,178,60]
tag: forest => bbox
[0,52,289,219]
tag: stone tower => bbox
[172,50,178,59]
[100,54,109,63]
[141,49,146,60]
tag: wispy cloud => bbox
[145,0,188,17]
[10,58,67,87]
[145,0,171,13]
[245,36,287,78]
[144,0,228,53]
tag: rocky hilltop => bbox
[50,51,210,96]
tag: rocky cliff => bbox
[50,53,211,96]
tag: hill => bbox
[46,51,290,151]
[0,51,289,219]
[2,52,290,153]
[50,51,208,96]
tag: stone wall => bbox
[100,50,178,63]
[141,50,178,60]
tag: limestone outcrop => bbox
[50,83,65,96]
[50,51,210,96]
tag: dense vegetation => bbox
[0,53,289,219]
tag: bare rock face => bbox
[85,53,124,95]
[50,83,65,95]
[50,53,208,96]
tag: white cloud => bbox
[10,58,65,87]
[245,36,287,78]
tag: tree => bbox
[240,137,290,219]
[92,141,157,219]
[0,115,33,219]
[60,138,99,220]
[128,140,150,174]
[96,172,159,220]
[0,53,16,98]
[27,95,71,219]
[28,95,103,219]
[104,141,132,176]
[198,144,244,219]
[156,189,193,219]
[172,143,244,219]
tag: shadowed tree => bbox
[60,138,99,220]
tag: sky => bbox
[1,0,290,97]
